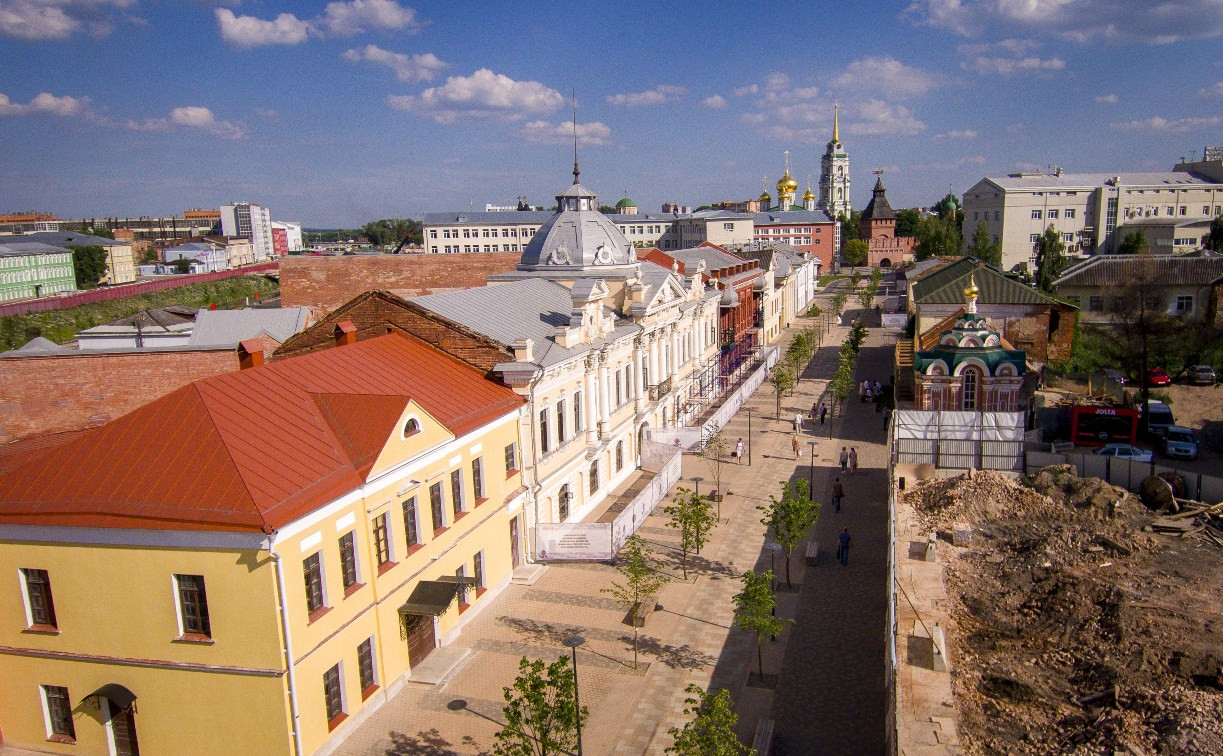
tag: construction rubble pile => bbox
[903,466,1223,755]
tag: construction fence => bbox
[1026,450,1223,503]
[893,410,1025,472]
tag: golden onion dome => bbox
[964,272,980,300]
[777,170,798,193]
[759,190,772,202]
[803,185,815,201]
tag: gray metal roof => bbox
[668,246,749,272]
[22,231,128,247]
[750,210,836,224]
[985,171,1219,191]
[421,211,553,225]
[412,278,638,367]
[187,306,311,347]
[1054,254,1223,288]
[0,241,72,257]
[10,337,71,354]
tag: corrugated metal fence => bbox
[893,410,1025,471]
[0,262,279,317]
[1026,450,1223,503]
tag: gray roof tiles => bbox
[1054,254,1223,288]
[187,306,311,347]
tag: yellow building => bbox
[0,327,526,755]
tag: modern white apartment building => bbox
[221,202,274,261]
[963,155,1223,271]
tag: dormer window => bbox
[403,417,421,438]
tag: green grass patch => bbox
[0,275,280,351]
[817,274,847,286]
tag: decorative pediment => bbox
[645,276,688,312]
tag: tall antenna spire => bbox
[784,149,791,175]
[833,102,840,143]
[571,90,580,185]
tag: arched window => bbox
[558,484,572,521]
[589,461,599,496]
[403,417,421,438]
[962,367,980,410]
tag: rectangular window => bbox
[357,638,377,697]
[1089,296,1104,312]
[1179,206,1187,216]
[1063,233,1074,243]
[994,210,1001,220]
[402,496,420,547]
[615,371,623,406]
[1030,233,1040,243]
[539,408,551,453]
[589,461,599,496]
[43,685,75,741]
[21,568,57,629]
[175,574,211,638]
[1047,209,1058,219]
[556,399,567,442]
[456,565,469,607]
[574,391,583,431]
[1031,210,1042,219]
[472,458,485,502]
[474,551,485,591]
[339,532,358,589]
[430,482,445,531]
[504,443,517,475]
[1176,295,1193,312]
[450,469,464,516]
[1065,208,1076,219]
[323,664,345,727]
[373,513,392,568]
[1066,295,1080,306]
[303,553,325,616]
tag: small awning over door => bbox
[91,683,137,711]
[397,577,474,617]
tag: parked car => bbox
[1159,426,1199,460]
[1093,443,1154,463]
[1189,365,1217,385]
[1146,367,1171,386]
[1137,399,1176,439]
[1104,369,1126,385]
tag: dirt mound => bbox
[902,467,1223,755]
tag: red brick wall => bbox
[279,254,521,312]
[0,349,239,444]
[272,292,512,374]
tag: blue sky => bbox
[2,0,1222,227]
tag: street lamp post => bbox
[765,542,782,641]
[691,476,703,498]
[562,635,585,755]
[808,441,817,493]
[747,408,753,466]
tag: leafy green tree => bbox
[67,245,108,289]
[770,363,795,418]
[1207,215,1223,252]
[894,208,921,238]
[913,215,962,260]
[1033,225,1067,294]
[966,221,1002,267]
[171,258,193,274]
[838,210,862,244]
[732,570,790,679]
[666,685,753,755]
[360,218,422,248]
[1117,229,1147,255]
[830,291,848,319]
[495,655,587,756]
[843,239,869,267]
[664,488,716,579]
[701,433,730,513]
[849,270,862,289]
[758,480,819,588]
[602,536,671,668]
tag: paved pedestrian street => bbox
[336,314,893,755]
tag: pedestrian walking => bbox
[882,406,891,430]
[832,477,844,512]
[849,447,858,475]
[874,379,882,395]
[819,403,828,425]
[839,447,848,472]
[809,402,817,423]
[794,411,803,434]
[859,380,867,402]
[837,528,851,565]
[791,434,801,460]
[735,437,745,464]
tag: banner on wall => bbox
[536,523,613,561]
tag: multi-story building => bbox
[65,215,218,243]
[221,202,274,262]
[162,241,229,273]
[725,241,821,336]
[818,106,852,219]
[24,231,137,285]
[271,221,304,255]
[1053,253,1223,327]
[751,210,839,270]
[962,155,1223,271]
[0,330,526,755]
[0,241,76,301]
[0,213,60,235]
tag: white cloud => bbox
[386,68,564,124]
[1006,122,1027,133]
[0,0,133,40]
[907,0,1223,44]
[847,99,926,136]
[519,120,611,146]
[733,84,759,97]
[831,56,939,99]
[254,107,281,121]
[933,129,978,140]
[1200,81,1223,98]
[958,40,1065,75]
[606,85,686,107]
[215,0,419,47]
[127,106,247,139]
[342,44,445,82]
[1112,115,1223,133]
[1094,93,1119,103]
[214,8,311,48]
[765,73,790,91]
[0,91,90,116]
[318,0,419,37]
[701,95,727,109]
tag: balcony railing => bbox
[647,377,672,402]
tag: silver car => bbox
[1093,443,1153,463]
[1160,426,1199,460]
[1189,365,1217,385]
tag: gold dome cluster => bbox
[776,170,798,195]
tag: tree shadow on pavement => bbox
[383,729,491,756]
[627,634,717,670]
[496,617,581,647]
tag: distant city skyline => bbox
[1,1,1222,227]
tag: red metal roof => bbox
[0,333,523,533]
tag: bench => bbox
[751,718,775,754]
[804,541,819,566]
[630,596,658,628]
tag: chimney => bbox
[511,337,535,362]
[238,339,264,369]
[333,320,357,347]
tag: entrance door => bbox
[509,517,521,568]
[106,700,140,756]
[405,614,436,667]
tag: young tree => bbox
[1117,229,1147,255]
[849,269,863,289]
[1033,225,1067,294]
[839,210,862,245]
[757,480,820,588]
[830,291,849,320]
[1207,215,1223,252]
[770,363,795,417]
[665,684,753,756]
[494,655,587,756]
[732,570,789,680]
[67,245,108,289]
[966,221,1002,267]
[913,215,962,260]
[664,488,716,579]
[602,536,671,668]
[843,239,869,267]
[701,433,730,510]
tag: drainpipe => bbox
[523,370,543,563]
[270,543,304,756]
